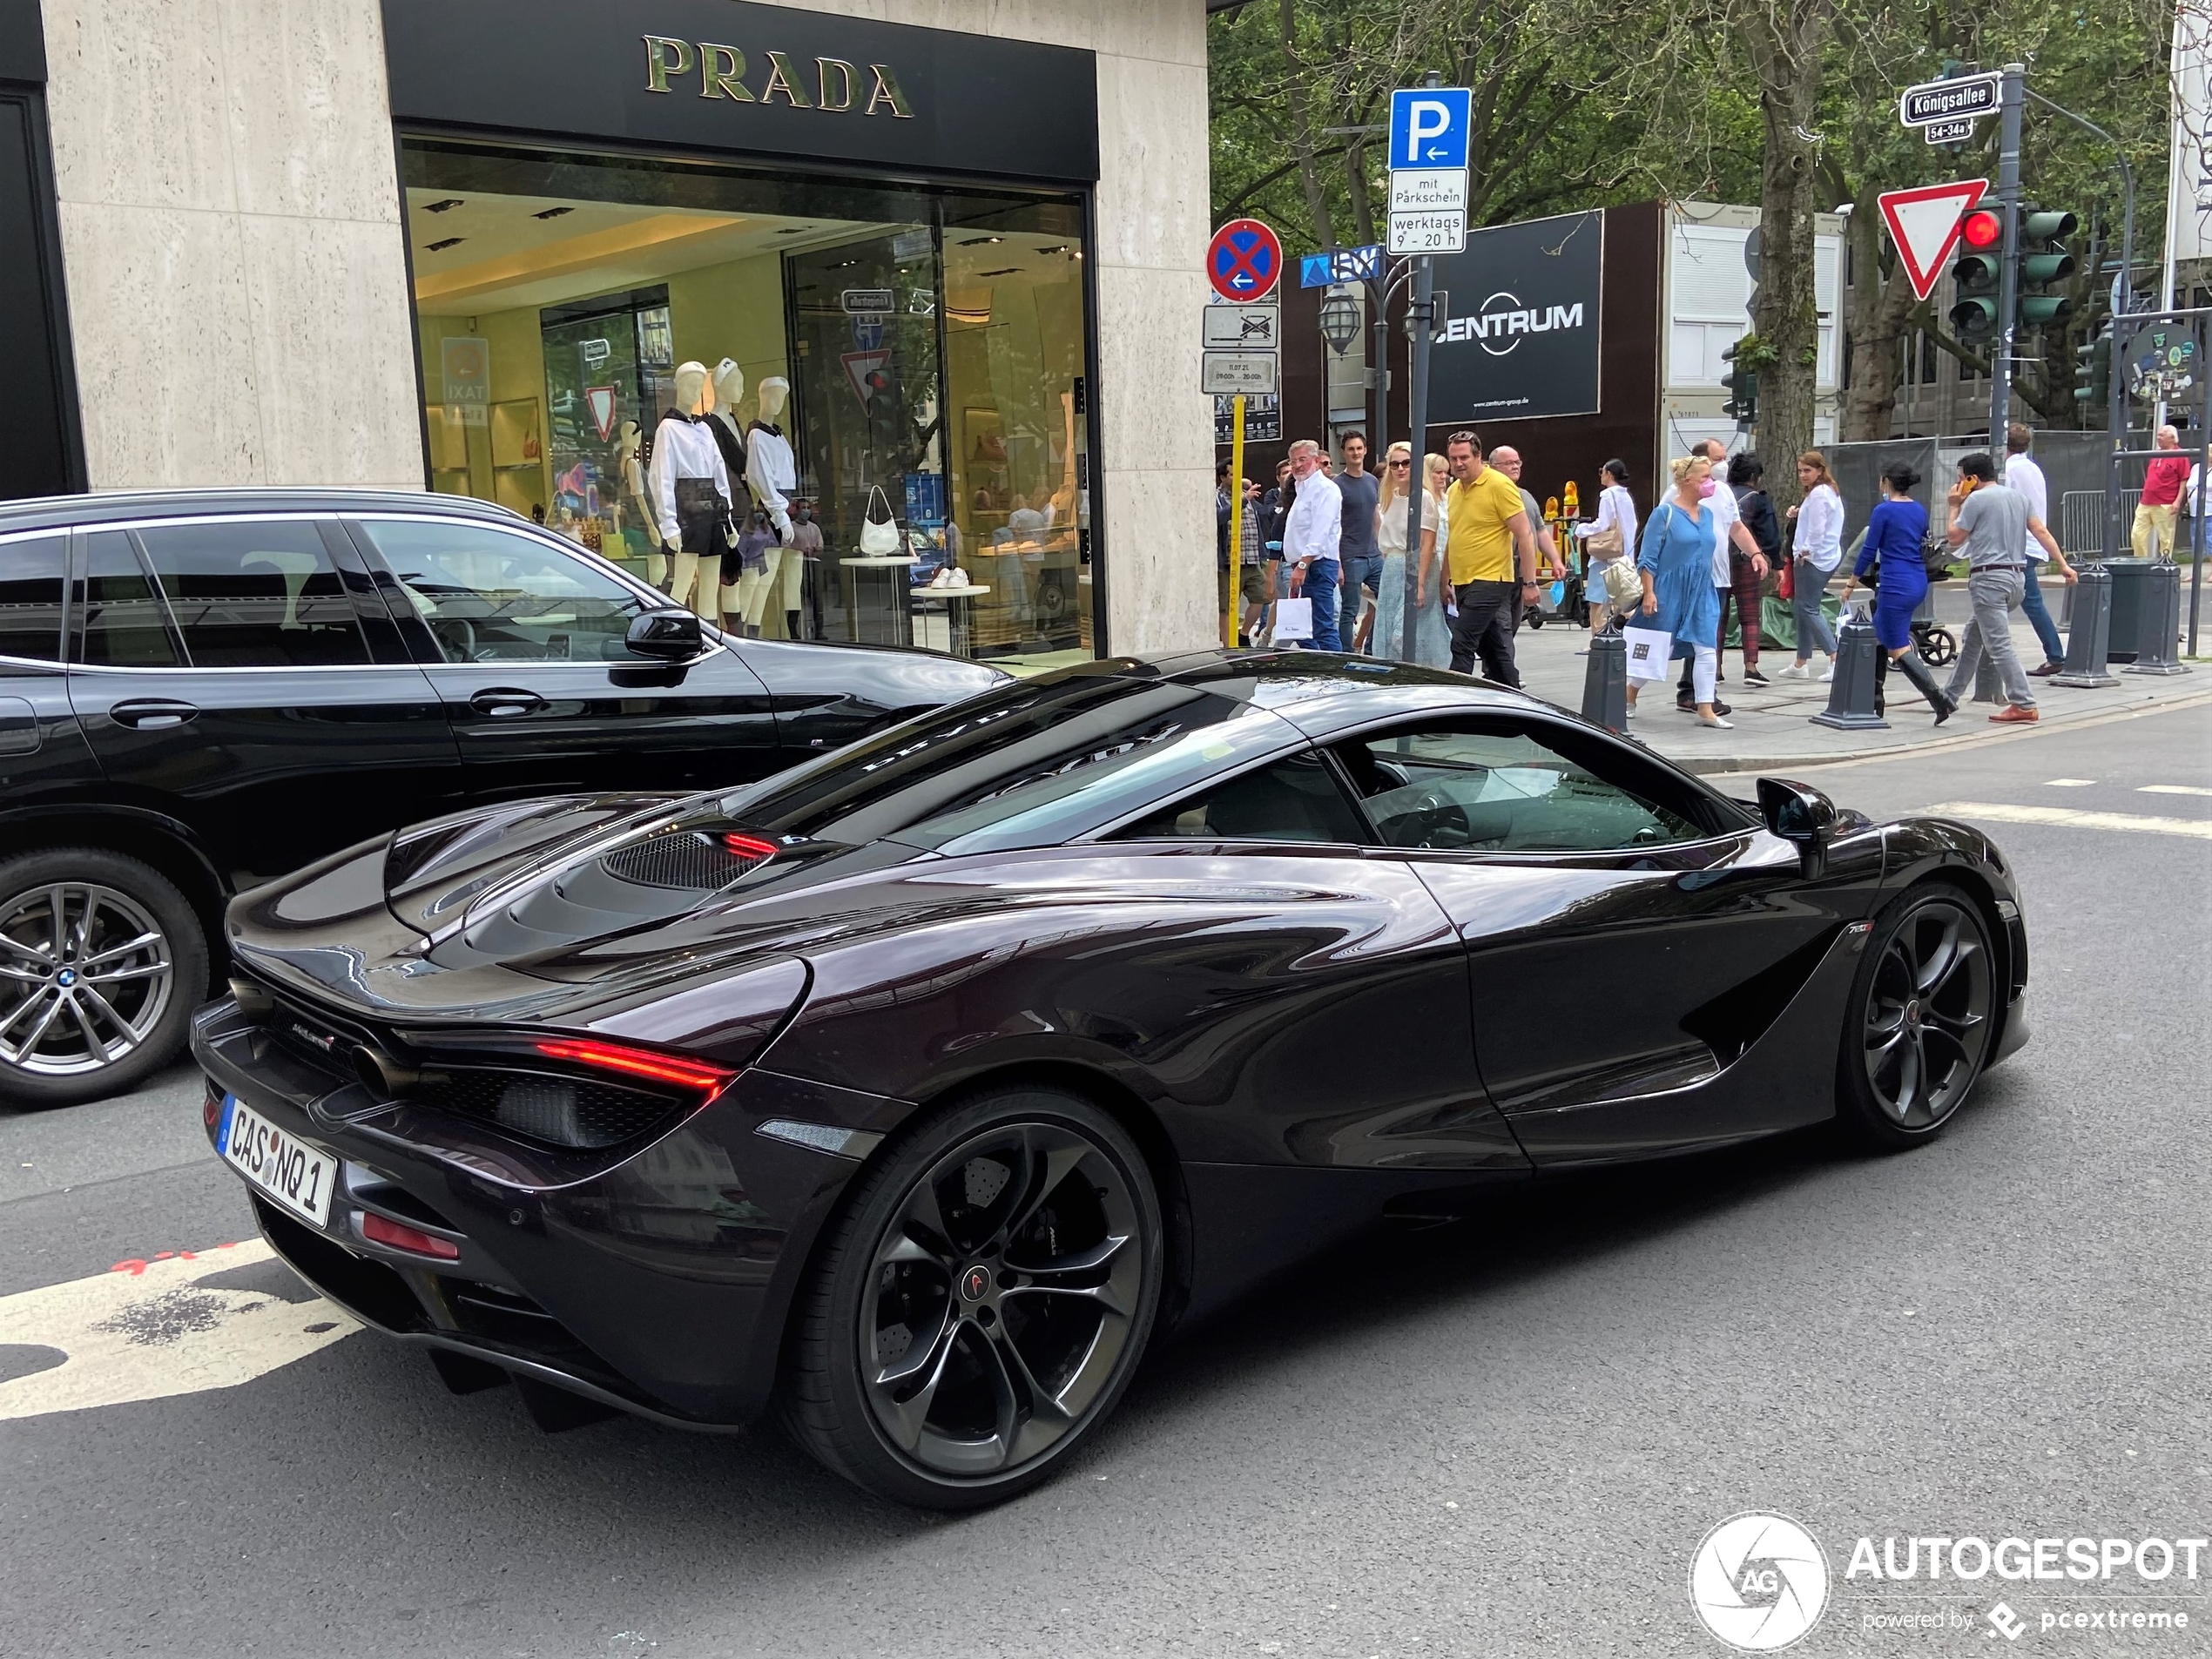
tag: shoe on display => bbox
[949,569,970,588]
[1777,662,1811,681]
[1988,704,2040,724]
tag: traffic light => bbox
[1720,341,1758,428]
[2015,208,2079,330]
[1949,206,2005,340]
[2074,324,2112,412]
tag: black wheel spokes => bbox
[861,1120,1142,1478]
[1862,900,1993,1129]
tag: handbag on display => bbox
[859,485,902,556]
[1777,558,1795,600]
[1620,624,1674,682]
[1271,596,1314,644]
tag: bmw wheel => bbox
[782,1087,1163,1508]
[0,848,208,1109]
[1838,885,1995,1150]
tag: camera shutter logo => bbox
[1689,1513,1830,1651]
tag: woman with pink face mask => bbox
[1629,453,1730,727]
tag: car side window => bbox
[1332,720,1713,853]
[0,536,66,664]
[354,519,648,664]
[79,531,181,668]
[133,521,369,668]
[1112,751,1369,845]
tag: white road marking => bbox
[1924,801,2212,840]
[2043,778,2097,787]
[2139,783,2212,797]
[0,1239,357,1423]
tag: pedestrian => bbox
[1235,474,1269,647]
[2005,423,2080,677]
[1371,440,1453,667]
[1334,432,1381,652]
[1440,431,1541,685]
[1940,452,2040,724]
[1631,453,1730,729]
[1575,459,1637,641]
[1780,450,1844,682]
[1724,451,1778,685]
[1674,439,1762,714]
[1488,447,1568,624]
[1282,438,1343,651]
[2134,426,2189,557]
[1838,462,1955,725]
[1216,459,1237,632]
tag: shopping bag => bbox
[1621,624,1673,682]
[1271,596,1313,644]
[1777,558,1795,600]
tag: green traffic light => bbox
[2020,253,2075,284]
[2021,210,2080,241]
[1950,295,2000,337]
[1952,253,2002,291]
[2019,295,2073,326]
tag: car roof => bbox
[0,488,528,536]
[1112,648,1541,728]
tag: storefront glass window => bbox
[402,140,1093,669]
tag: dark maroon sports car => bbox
[192,652,2029,1507]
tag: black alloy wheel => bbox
[1838,886,1995,1149]
[0,847,209,1109]
[783,1087,1163,1508]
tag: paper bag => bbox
[1271,596,1313,644]
[1621,624,1674,682]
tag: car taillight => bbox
[530,1038,737,1097]
[720,832,779,862]
[360,1211,461,1260]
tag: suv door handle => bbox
[468,688,549,718]
[108,698,199,730]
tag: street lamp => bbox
[1318,287,1360,354]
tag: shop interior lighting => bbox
[421,198,464,213]
[957,235,1005,246]
[424,237,466,253]
[531,206,574,220]
[978,267,1022,277]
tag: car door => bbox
[342,515,780,803]
[66,516,465,886]
[1325,711,1878,1163]
[0,529,98,826]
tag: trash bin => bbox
[2101,556,2157,663]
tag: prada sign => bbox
[381,0,1098,183]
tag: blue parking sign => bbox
[1388,86,1471,170]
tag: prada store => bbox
[22,0,1218,664]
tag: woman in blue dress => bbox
[1838,462,1956,725]
[1629,453,1729,727]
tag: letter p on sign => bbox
[1391,86,1471,170]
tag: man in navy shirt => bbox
[1334,432,1380,651]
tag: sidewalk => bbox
[1507,617,2211,775]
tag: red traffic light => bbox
[1960,208,2004,250]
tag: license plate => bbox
[218,1094,338,1229]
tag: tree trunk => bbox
[1346,139,1376,249]
[1739,0,1830,511]
[1279,0,1336,249]
[1838,180,1919,442]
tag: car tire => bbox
[0,846,209,1109]
[1836,883,1997,1151]
[781,1085,1164,1509]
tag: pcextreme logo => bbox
[1689,1513,1831,1652]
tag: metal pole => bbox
[2194,315,2209,656]
[1227,393,1245,648]
[1399,253,1436,664]
[1988,64,2027,451]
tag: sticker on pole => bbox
[1878,179,1990,303]
[1207,219,1284,301]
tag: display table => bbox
[910,585,993,658]
[840,555,916,648]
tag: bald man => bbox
[2135,424,2190,557]
[1488,448,1566,614]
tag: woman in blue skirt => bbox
[1838,461,1955,725]
[1629,453,1729,727]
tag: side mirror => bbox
[1756,777,1838,880]
[626,607,702,662]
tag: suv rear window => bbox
[135,521,369,668]
[0,536,64,664]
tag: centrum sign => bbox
[1426,209,1603,421]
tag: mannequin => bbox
[648,360,733,621]
[617,420,663,586]
[738,375,798,636]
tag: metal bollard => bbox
[1973,649,2000,703]
[1811,612,1890,730]
[1581,629,1629,734]
[2126,561,2190,675]
[2051,563,2121,687]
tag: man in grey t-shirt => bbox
[1942,452,2036,718]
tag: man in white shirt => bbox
[1282,438,1344,650]
[1676,438,1764,711]
[2004,424,2078,675]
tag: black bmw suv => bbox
[0,489,1005,1107]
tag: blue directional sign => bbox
[1299,245,1386,288]
[1389,86,1472,170]
[1300,253,1333,289]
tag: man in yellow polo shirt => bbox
[1441,430,1541,685]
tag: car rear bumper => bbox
[192,996,900,1429]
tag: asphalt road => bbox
[3,702,2207,1658]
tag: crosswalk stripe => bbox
[2043,778,2096,787]
[1924,801,2212,840]
[2139,784,2212,798]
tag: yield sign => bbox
[1878,179,1990,303]
[584,385,619,442]
[1207,218,1284,301]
